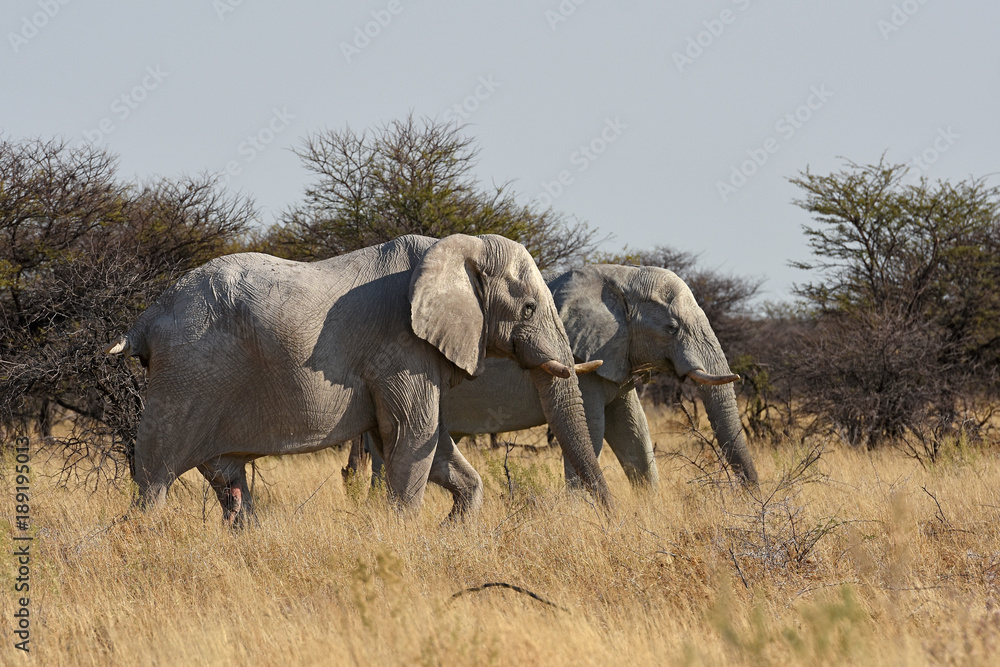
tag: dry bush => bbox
[0,138,256,483]
[781,160,1000,451]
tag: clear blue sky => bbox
[4,1,998,303]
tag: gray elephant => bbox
[105,234,611,524]
[357,263,758,490]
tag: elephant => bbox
[353,263,758,490]
[105,234,611,525]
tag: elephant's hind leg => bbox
[198,459,256,528]
[428,431,483,520]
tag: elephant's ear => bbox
[410,234,487,378]
[552,267,630,384]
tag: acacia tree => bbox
[785,158,1000,450]
[0,138,255,484]
[263,115,602,274]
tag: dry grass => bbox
[4,405,1000,665]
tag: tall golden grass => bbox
[3,405,1000,665]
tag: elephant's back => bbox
[312,234,436,279]
[144,253,330,355]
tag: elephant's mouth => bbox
[511,334,602,378]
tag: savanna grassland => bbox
[3,405,1000,666]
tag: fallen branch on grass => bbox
[450,582,568,612]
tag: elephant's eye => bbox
[521,302,536,320]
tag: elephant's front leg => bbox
[603,388,659,489]
[373,375,442,514]
[428,430,483,520]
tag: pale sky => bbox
[4,1,998,304]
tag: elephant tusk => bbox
[539,359,572,378]
[687,369,741,386]
[574,360,603,374]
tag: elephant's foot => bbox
[443,485,484,523]
[132,476,170,513]
[429,434,484,521]
[222,485,243,527]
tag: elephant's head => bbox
[551,264,759,487]
[409,234,612,505]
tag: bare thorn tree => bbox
[260,114,603,274]
[0,137,256,487]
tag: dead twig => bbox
[922,486,948,526]
[68,512,131,554]
[729,547,750,589]
[450,582,568,612]
[503,440,515,502]
[294,471,337,515]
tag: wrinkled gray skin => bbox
[107,234,611,525]
[364,264,758,490]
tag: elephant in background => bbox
[106,234,611,524]
[458,263,757,486]
[444,264,758,487]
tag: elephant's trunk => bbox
[696,352,759,488]
[530,368,613,509]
